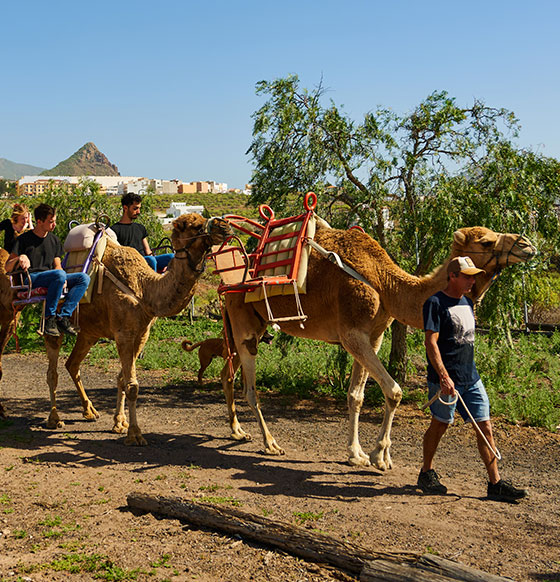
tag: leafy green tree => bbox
[0,179,17,196]
[248,75,560,381]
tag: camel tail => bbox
[181,339,205,352]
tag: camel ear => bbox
[453,230,466,245]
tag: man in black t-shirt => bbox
[417,256,527,503]
[112,192,173,272]
[6,203,90,337]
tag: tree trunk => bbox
[127,492,512,582]
[388,320,408,384]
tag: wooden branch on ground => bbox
[127,492,512,582]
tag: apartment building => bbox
[17,175,143,196]
[18,176,230,197]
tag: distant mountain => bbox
[41,142,120,177]
[0,158,46,180]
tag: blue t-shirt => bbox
[422,291,480,386]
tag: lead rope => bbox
[422,390,502,460]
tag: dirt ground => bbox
[0,352,559,582]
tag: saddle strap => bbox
[306,239,374,288]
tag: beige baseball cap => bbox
[447,256,485,276]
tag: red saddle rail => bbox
[212,191,317,294]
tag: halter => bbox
[464,232,531,296]
[479,232,528,270]
[173,217,226,273]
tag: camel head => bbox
[171,213,231,271]
[451,226,537,302]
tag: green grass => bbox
[293,510,324,525]
[196,495,241,506]
[48,552,141,579]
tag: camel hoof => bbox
[264,444,285,456]
[124,434,147,446]
[47,417,64,430]
[46,421,65,430]
[370,450,392,471]
[112,424,127,434]
[348,456,371,467]
[83,403,100,421]
[231,430,252,442]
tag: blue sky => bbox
[2,0,559,189]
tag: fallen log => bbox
[127,492,512,582]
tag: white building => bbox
[159,202,205,225]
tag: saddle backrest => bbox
[63,223,118,303]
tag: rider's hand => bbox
[18,255,30,271]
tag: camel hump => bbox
[0,247,8,274]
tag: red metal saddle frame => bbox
[211,191,317,295]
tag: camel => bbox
[219,225,536,469]
[0,213,230,444]
[0,248,20,417]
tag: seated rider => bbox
[6,203,90,337]
[0,203,33,253]
[111,192,173,272]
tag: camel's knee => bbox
[242,336,259,356]
[388,383,402,404]
[347,393,364,413]
[124,383,139,401]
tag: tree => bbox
[248,75,560,381]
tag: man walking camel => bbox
[417,256,528,503]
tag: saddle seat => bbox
[211,192,318,325]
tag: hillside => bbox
[41,142,119,176]
[0,158,45,179]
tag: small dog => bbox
[182,331,274,383]
[182,338,227,383]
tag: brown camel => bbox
[220,226,536,469]
[0,248,19,417]
[0,214,230,444]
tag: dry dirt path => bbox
[0,352,559,581]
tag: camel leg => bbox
[220,353,251,441]
[65,334,101,421]
[113,371,129,434]
[346,360,371,466]
[0,318,16,382]
[238,339,284,456]
[44,336,65,429]
[341,331,402,470]
[0,318,17,417]
[115,332,149,446]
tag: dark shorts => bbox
[427,379,490,425]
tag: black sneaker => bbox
[417,469,448,494]
[56,316,79,336]
[44,316,61,337]
[487,479,528,502]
